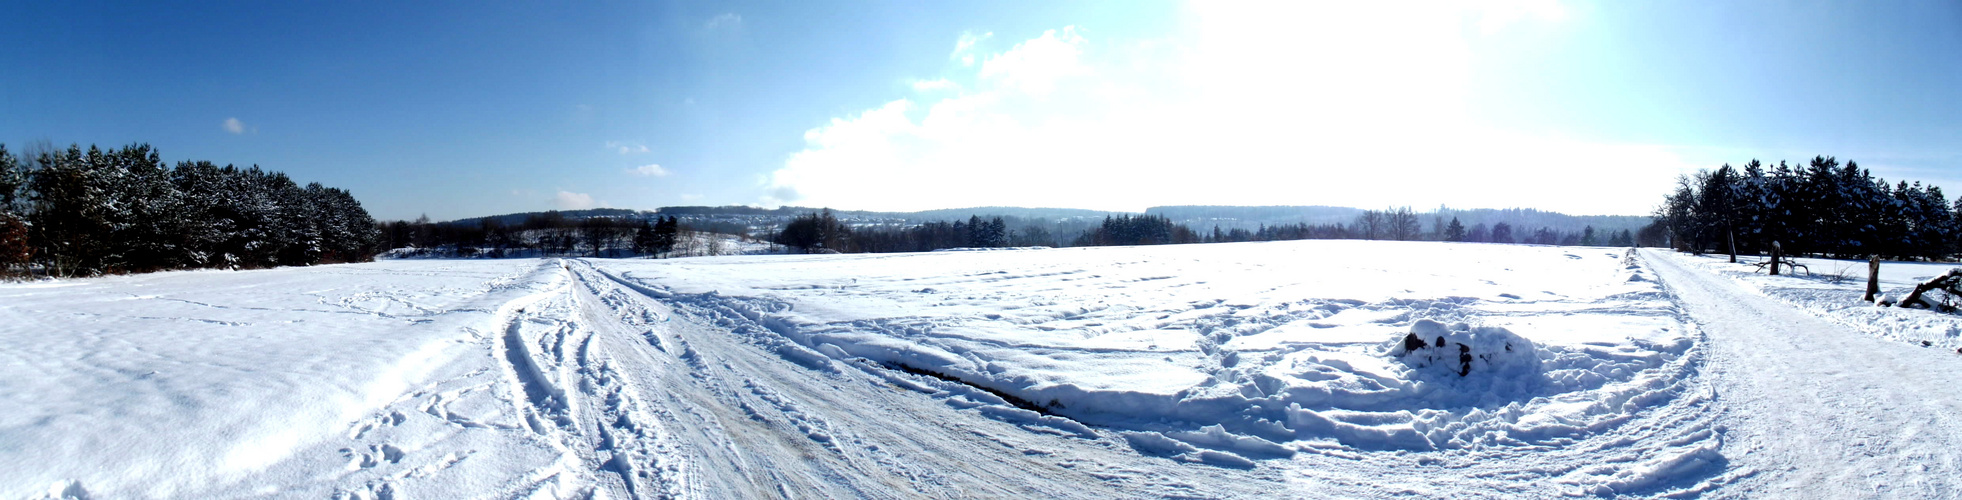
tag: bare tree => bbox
[1386,207,1421,241]
[1355,211,1385,240]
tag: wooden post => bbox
[1865,256,1881,303]
[1769,241,1782,276]
[1728,230,1737,263]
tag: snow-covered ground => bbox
[1,240,1956,498]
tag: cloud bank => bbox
[764,2,1698,215]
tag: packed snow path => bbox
[1643,250,1962,496]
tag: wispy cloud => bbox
[629,164,671,177]
[705,13,742,31]
[552,190,599,210]
[952,31,993,66]
[222,117,250,135]
[605,141,650,155]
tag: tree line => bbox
[0,143,380,277]
[1203,207,1642,248]
[1655,156,1957,261]
[379,212,693,258]
[773,207,1635,254]
[774,211,1206,254]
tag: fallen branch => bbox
[1898,268,1962,310]
[1752,259,1807,275]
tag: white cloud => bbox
[705,13,741,31]
[222,117,247,134]
[764,3,1697,215]
[552,190,599,210]
[605,141,650,155]
[978,27,1087,96]
[629,164,671,177]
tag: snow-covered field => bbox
[2,240,1958,498]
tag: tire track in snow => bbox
[327,260,567,500]
[473,259,709,498]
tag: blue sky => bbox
[4,1,1959,221]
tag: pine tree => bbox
[0,145,27,273]
[113,144,184,271]
[1490,222,1513,244]
[654,216,680,256]
[632,219,656,256]
[1696,164,1741,261]
[170,161,229,267]
[0,144,23,214]
[1444,217,1465,242]
[27,145,112,275]
[1607,229,1633,247]
[987,217,1007,248]
[967,215,986,247]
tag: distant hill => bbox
[1149,205,1648,236]
[1148,205,1365,227]
[903,206,1121,222]
[432,205,1648,239]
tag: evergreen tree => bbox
[987,217,1007,248]
[0,144,23,214]
[776,210,847,253]
[1696,164,1742,260]
[1607,229,1634,247]
[632,219,657,256]
[0,146,27,273]
[26,145,113,275]
[1490,222,1513,244]
[1444,217,1465,242]
[169,161,230,267]
[654,216,680,256]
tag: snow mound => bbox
[1392,319,1539,379]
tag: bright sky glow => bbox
[5,1,1960,220]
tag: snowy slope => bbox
[2,240,1952,498]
